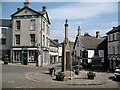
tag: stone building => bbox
[0,19,12,61]
[11,0,50,66]
[73,26,108,70]
[106,25,120,70]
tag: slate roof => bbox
[73,34,105,50]
[81,35,104,49]
[106,25,120,34]
[0,19,12,27]
[50,39,59,47]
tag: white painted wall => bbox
[58,46,62,56]
[88,50,94,63]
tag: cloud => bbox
[49,2,118,42]
[1,0,119,2]
[49,2,117,20]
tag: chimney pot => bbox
[113,27,116,29]
[24,0,30,8]
[17,8,20,11]
[84,33,90,36]
[42,6,46,12]
[78,26,80,36]
[96,31,100,39]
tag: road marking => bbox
[25,72,40,83]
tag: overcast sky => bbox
[1,0,119,42]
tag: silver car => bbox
[114,66,120,79]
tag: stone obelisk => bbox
[62,19,72,73]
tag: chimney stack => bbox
[42,6,46,12]
[65,19,69,43]
[78,26,81,36]
[24,0,30,8]
[96,31,100,39]
[17,8,20,11]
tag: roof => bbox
[11,6,51,24]
[50,39,59,47]
[106,25,120,35]
[73,35,78,49]
[0,19,12,27]
[81,35,104,49]
[11,7,41,17]
[73,34,105,50]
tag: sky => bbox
[1,0,119,43]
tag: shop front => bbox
[12,47,38,65]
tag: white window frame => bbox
[15,35,20,46]
[30,34,35,46]
[16,20,20,30]
[30,19,35,30]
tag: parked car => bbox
[114,65,120,80]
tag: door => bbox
[22,50,28,65]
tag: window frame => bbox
[1,38,6,45]
[15,34,20,45]
[30,19,35,30]
[2,28,7,35]
[16,20,21,30]
[30,34,35,46]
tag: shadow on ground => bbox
[109,76,120,82]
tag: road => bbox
[2,64,120,89]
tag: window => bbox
[15,35,20,45]
[48,26,50,35]
[30,20,35,30]
[46,37,49,47]
[113,46,115,54]
[109,47,111,54]
[29,50,36,62]
[30,34,35,46]
[2,38,6,45]
[16,20,20,30]
[42,21,45,30]
[109,35,111,41]
[2,28,7,35]
[113,34,115,41]
[14,50,21,62]
[118,46,120,54]
[43,35,45,46]
[80,50,82,57]
[117,33,120,40]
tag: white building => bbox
[73,26,108,69]
[49,39,59,64]
[0,19,12,61]
[106,25,120,70]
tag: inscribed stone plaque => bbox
[66,52,70,70]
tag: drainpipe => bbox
[41,16,43,67]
